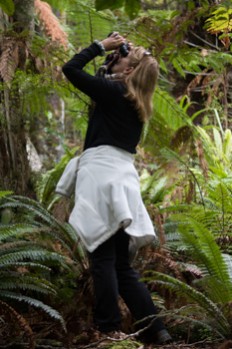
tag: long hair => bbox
[124,47,159,122]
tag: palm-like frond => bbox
[172,211,232,301]
[148,271,230,337]
[0,196,74,332]
[0,196,76,251]
[0,197,88,274]
[0,191,13,199]
[0,240,66,331]
[0,291,66,331]
[196,127,232,176]
[0,273,56,295]
[143,89,191,154]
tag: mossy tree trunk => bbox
[0,0,34,194]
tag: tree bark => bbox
[0,0,35,194]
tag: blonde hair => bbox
[124,47,159,122]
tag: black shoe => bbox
[155,329,172,344]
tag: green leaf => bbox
[95,0,124,11]
[125,0,140,19]
[0,0,15,15]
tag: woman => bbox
[62,32,172,345]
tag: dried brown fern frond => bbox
[0,299,35,348]
[0,37,19,84]
[34,0,68,48]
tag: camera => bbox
[108,32,130,57]
[97,34,130,75]
[119,42,130,57]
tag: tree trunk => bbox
[0,0,34,194]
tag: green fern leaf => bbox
[149,271,230,336]
[0,291,66,331]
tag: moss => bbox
[103,339,142,349]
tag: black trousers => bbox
[88,228,165,337]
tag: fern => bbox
[142,88,192,158]
[36,147,78,207]
[0,194,87,270]
[205,6,232,48]
[0,198,74,249]
[0,189,90,336]
[0,291,66,331]
[0,299,35,348]
[35,0,68,48]
[205,6,232,33]
[158,191,232,336]
[0,191,13,199]
[0,223,45,242]
[0,240,66,333]
[148,271,230,337]
[0,276,56,295]
[0,261,51,271]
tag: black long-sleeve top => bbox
[62,43,143,154]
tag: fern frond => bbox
[0,291,66,331]
[36,147,78,207]
[0,37,19,84]
[205,6,232,33]
[0,198,74,248]
[0,191,13,199]
[0,223,43,242]
[0,274,57,295]
[148,271,230,336]
[0,261,51,271]
[35,0,68,48]
[169,305,224,339]
[0,299,34,348]
[0,247,66,267]
[66,1,117,49]
[172,213,232,303]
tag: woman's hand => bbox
[100,32,126,52]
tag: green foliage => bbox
[152,129,232,337]
[95,0,141,19]
[0,0,14,16]
[36,147,78,208]
[140,169,170,204]
[171,49,203,78]
[204,5,232,49]
[66,1,116,49]
[205,6,232,34]
[196,126,232,176]
[95,0,124,11]
[142,89,192,158]
[149,183,232,336]
[0,222,66,330]
[0,191,89,334]
[149,271,230,337]
[0,191,13,199]
[0,195,87,273]
[105,339,141,349]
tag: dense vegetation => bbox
[1,0,232,348]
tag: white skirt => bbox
[69,145,157,256]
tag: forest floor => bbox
[27,321,231,349]
[1,246,231,349]
[1,312,230,349]
[69,334,231,349]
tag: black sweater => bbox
[62,43,143,154]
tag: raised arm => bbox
[62,33,126,101]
